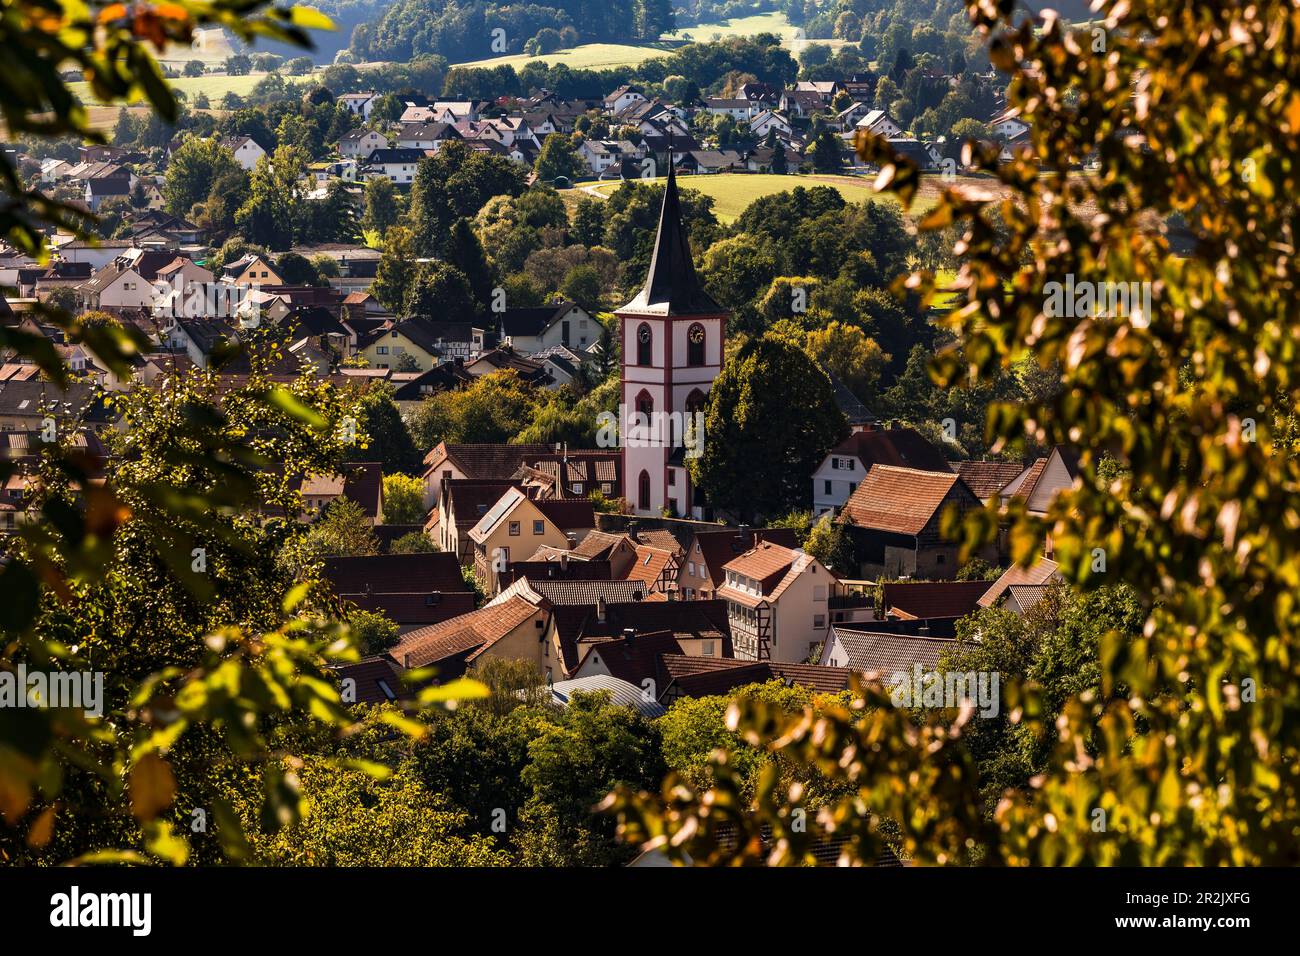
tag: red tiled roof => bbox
[323,552,469,595]
[692,528,799,589]
[577,629,684,687]
[330,657,410,705]
[838,465,974,535]
[954,460,1025,500]
[881,581,989,621]
[389,596,541,669]
[337,591,477,626]
[722,541,797,589]
[978,556,1061,607]
[828,427,951,473]
[624,544,676,587]
[534,498,596,531]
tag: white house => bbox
[338,128,388,159]
[704,98,754,121]
[718,541,838,665]
[990,109,1031,140]
[361,148,424,185]
[433,101,477,122]
[603,85,646,115]
[749,109,792,139]
[396,122,460,151]
[999,446,1080,515]
[498,301,597,353]
[79,261,153,310]
[220,135,267,172]
[811,426,953,517]
[856,109,905,138]
[338,91,380,119]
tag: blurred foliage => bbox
[604,0,1300,865]
[0,1,486,865]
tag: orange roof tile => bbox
[837,465,968,535]
[389,595,540,668]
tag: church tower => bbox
[616,163,728,518]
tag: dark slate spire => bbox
[618,145,723,316]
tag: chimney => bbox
[560,552,569,571]
[596,596,607,622]
[736,523,752,550]
[566,532,577,548]
[622,627,635,643]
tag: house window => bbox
[636,323,652,366]
[824,480,832,494]
[532,520,544,535]
[688,561,696,575]
[687,323,705,366]
[638,470,650,511]
[572,482,583,494]
[509,521,520,536]
[635,390,653,419]
[814,585,827,601]
[376,346,388,355]
[701,640,715,656]
[667,470,676,487]
[814,614,826,628]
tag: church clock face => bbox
[638,325,651,343]
[689,325,704,344]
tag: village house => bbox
[361,148,425,185]
[496,301,596,353]
[467,486,595,590]
[677,527,799,600]
[337,128,388,159]
[718,540,838,664]
[396,122,461,151]
[856,109,905,138]
[323,552,476,634]
[220,135,267,172]
[819,625,955,675]
[836,465,989,579]
[300,461,385,523]
[603,84,646,114]
[221,253,283,287]
[436,479,525,562]
[812,425,953,517]
[338,91,380,119]
[387,595,551,678]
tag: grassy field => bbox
[456,42,679,72]
[454,9,850,71]
[581,172,1005,224]
[589,173,880,223]
[70,69,322,108]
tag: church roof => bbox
[618,162,723,317]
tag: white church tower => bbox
[616,162,728,518]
